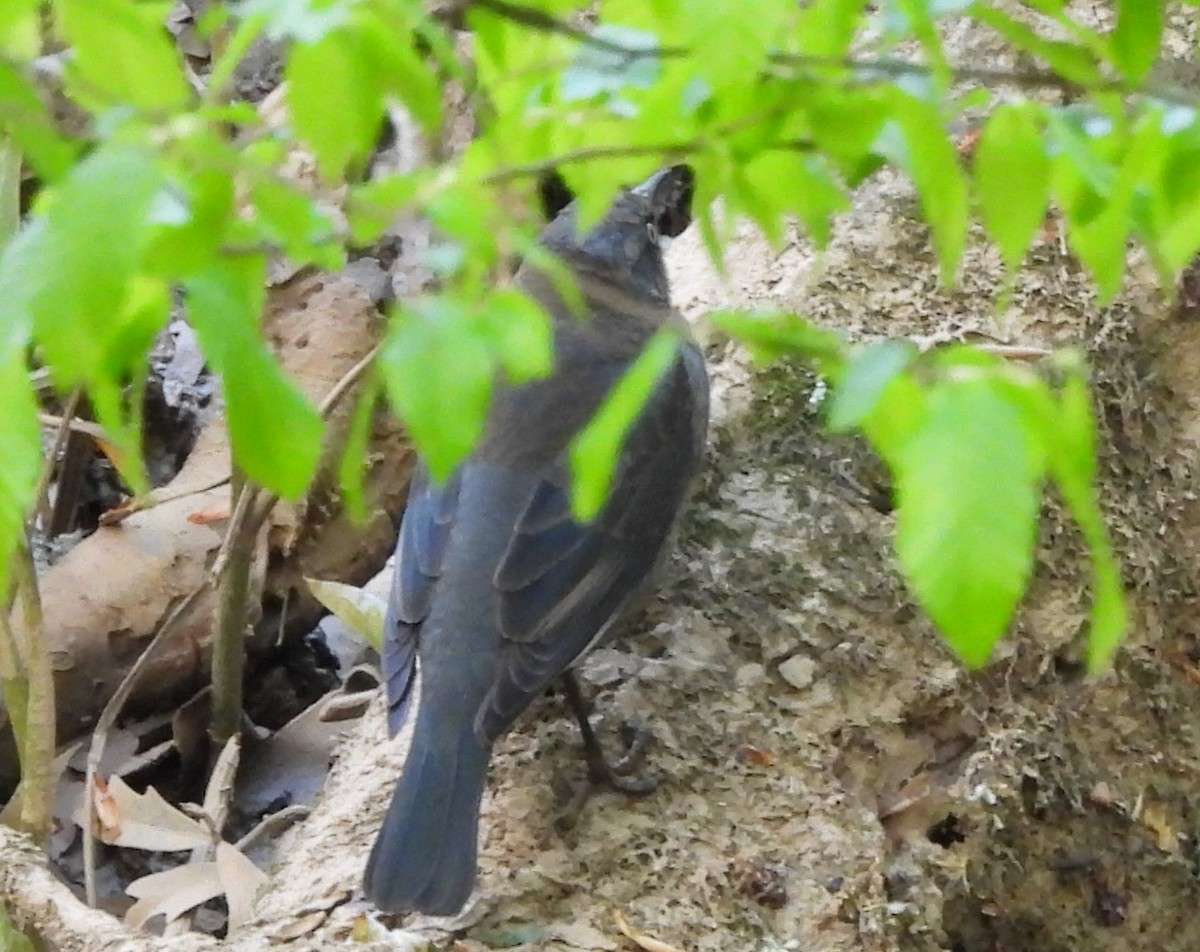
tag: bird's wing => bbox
[478,342,709,740]
[382,463,462,735]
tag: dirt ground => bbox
[9,5,1200,951]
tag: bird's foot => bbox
[553,726,660,832]
[583,718,659,794]
[554,673,664,830]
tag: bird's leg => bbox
[559,671,660,795]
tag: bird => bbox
[363,165,709,916]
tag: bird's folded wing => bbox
[382,463,461,734]
[479,344,708,740]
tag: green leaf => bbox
[828,340,917,432]
[570,330,679,521]
[561,24,661,101]
[861,372,925,468]
[737,151,848,249]
[56,0,191,112]
[304,577,386,651]
[362,11,443,135]
[238,0,350,42]
[893,94,969,282]
[974,8,1104,86]
[480,290,553,384]
[710,310,845,368]
[1110,0,1163,83]
[249,175,336,266]
[975,104,1050,275]
[144,168,235,276]
[346,174,421,246]
[0,0,40,60]
[808,89,891,185]
[682,0,789,93]
[1058,112,1162,302]
[797,0,867,58]
[336,375,379,526]
[1046,373,1126,669]
[185,257,325,499]
[0,348,39,597]
[894,378,1044,667]
[286,28,385,179]
[0,63,77,181]
[0,146,166,386]
[382,296,493,482]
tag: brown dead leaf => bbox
[123,841,267,932]
[187,502,232,524]
[77,775,210,851]
[733,744,774,767]
[216,841,269,931]
[613,910,686,952]
[125,862,224,930]
[270,911,326,942]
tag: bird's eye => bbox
[646,221,660,244]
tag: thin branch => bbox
[467,0,1200,108]
[96,475,233,527]
[317,343,382,418]
[234,804,310,853]
[472,0,684,59]
[30,388,82,534]
[37,412,106,442]
[485,142,698,185]
[83,582,211,906]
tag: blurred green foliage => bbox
[4,0,1195,668]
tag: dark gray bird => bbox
[363,165,709,916]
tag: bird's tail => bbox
[363,711,490,916]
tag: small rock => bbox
[734,662,765,687]
[778,655,815,690]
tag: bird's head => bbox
[538,165,695,304]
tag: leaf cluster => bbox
[1,0,1195,668]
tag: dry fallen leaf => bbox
[77,775,210,852]
[126,862,224,930]
[187,502,232,524]
[216,841,269,931]
[305,576,387,651]
[1140,800,1177,853]
[124,842,267,932]
[613,909,686,952]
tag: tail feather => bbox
[364,716,490,916]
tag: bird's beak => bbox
[633,165,695,240]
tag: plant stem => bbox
[209,474,258,746]
[7,545,54,838]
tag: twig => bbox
[31,388,83,535]
[97,475,233,527]
[975,343,1054,361]
[317,343,381,418]
[467,0,1200,107]
[235,804,310,853]
[83,583,212,906]
[209,476,259,582]
[36,413,107,442]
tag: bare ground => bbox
[249,158,1200,951]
